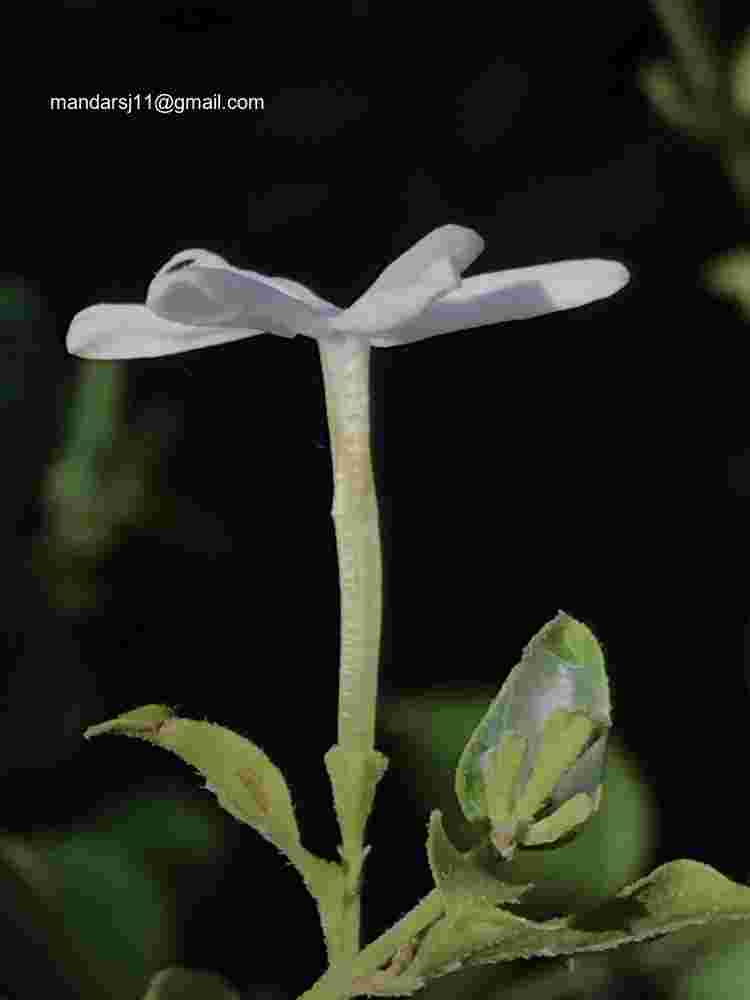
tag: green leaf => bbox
[426,811,532,917]
[83,706,359,969]
[411,860,750,982]
[143,967,240,999]
[85,705,302,854]
[609,859,750,925]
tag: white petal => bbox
[369,259,630,346]
[153,248,234,277]
[367,224,485,292]
[548,730,609,809]
[318,257,461,338]
[147,262,340,337]
[66,303,264,359]
[267,274,342,312]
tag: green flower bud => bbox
[456,612,611,859]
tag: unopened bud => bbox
[456,612,611,859]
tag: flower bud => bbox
[456,612,611,859]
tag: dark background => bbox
[1,3,743,998]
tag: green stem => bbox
[318,338,382,753]
[318,335,384,959]
[298,889,445,1000]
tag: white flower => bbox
[66,225,629,359]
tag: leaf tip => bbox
[84,703,175,740]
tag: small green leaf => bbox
[85,705,301,854]
[426,810,532,917]
[84,708,369,973]
[413,899,550,980]
[143,967,240,999]
[611,859,750,925]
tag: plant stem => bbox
[318,336,382,754]
[299,889,445,1000]
[318,335,383,957]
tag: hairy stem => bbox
[299,889,445,1000]
[318,335,383,959]
[319,337,382,754]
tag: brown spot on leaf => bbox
[156,719,179,740]
[237,768,270,814]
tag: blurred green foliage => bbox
[705,248,750,315]
[33,357,230,612]
[678,933,750,998]
[0,281,45,323]
[34,360,168,612]
[1,785,232,1000]
[43,832,174,994]
[645,2,750,323]
[143,966,240,999]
